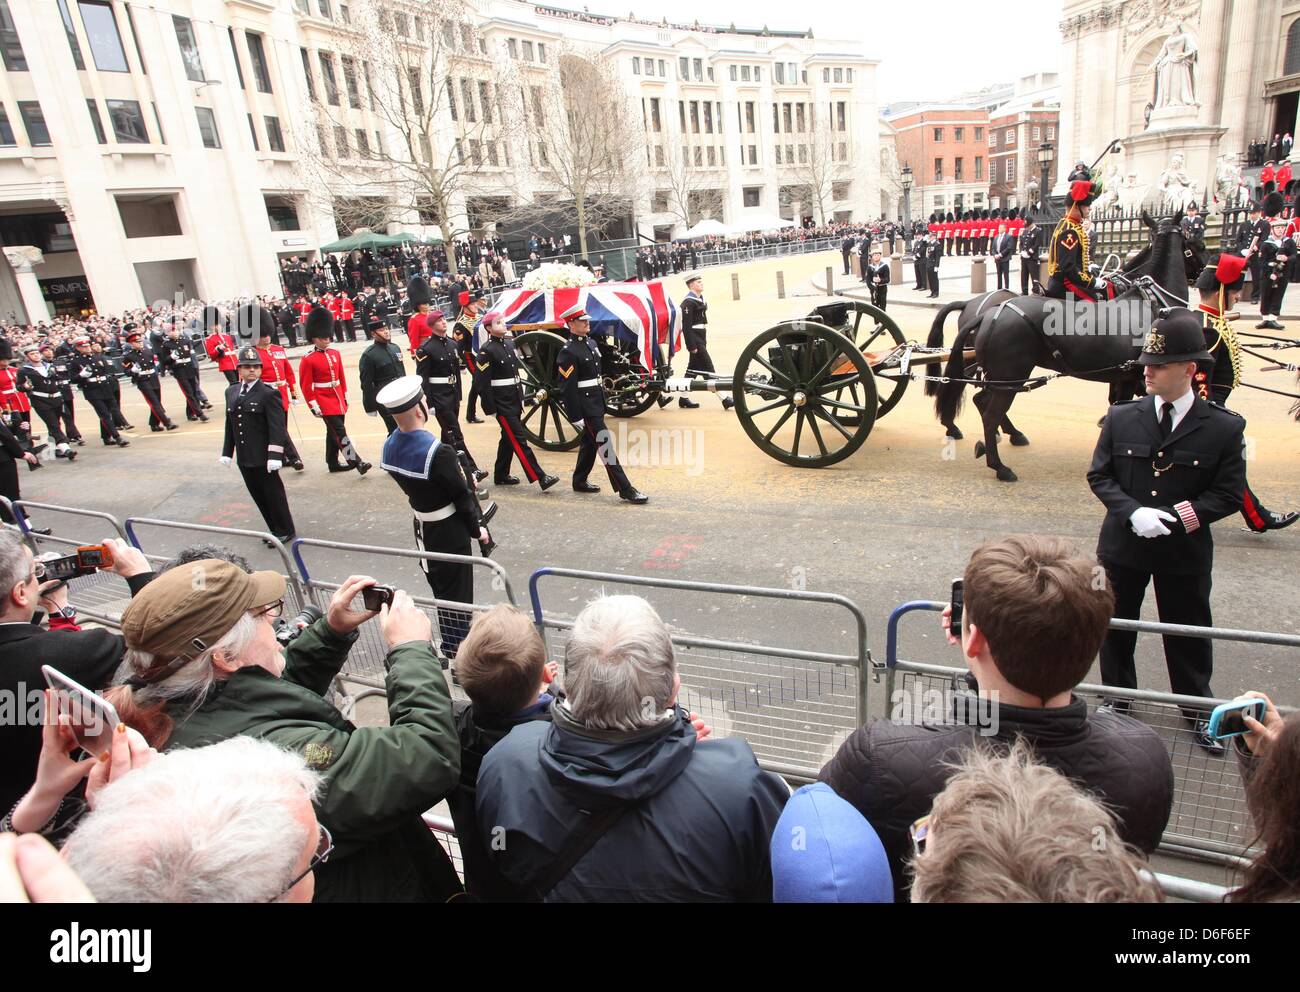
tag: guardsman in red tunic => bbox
[205,325,238,385]
[298,307,370,474]
[0,345,35,454]
[338,292,357,343]
[324,293,343,343]
[245,304,305,472]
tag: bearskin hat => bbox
[202,305,223,331]
[929,212,937,224]
[234,303,276,342]
[305,306,335,340]
[0,338,11,361]
[407,276,431,306]
[1195,253,1248,294]
[1262,191,1285,218]
[944,211,953,223]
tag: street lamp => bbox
[901,165,913,229]
[1036,142,1055,218]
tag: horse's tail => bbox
[924,300,967,397]
[935,320,978,426]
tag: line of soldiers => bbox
[636,244,698,279]
[912,212,1045,299]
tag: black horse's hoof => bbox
[1009,432,1030,447]
[996,466,1019,482]
[974,441,985,459]
[946,427,963,441]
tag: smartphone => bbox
[40,665,120,757]
[361,584,396,612]
[949,579,964,637]
[1206,698,1267,740]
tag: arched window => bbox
[1285,19,1300,76]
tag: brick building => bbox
[884,105,990,219]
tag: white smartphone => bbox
[40,665,120,757]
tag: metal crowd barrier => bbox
[424,814,465,884]
[11,501,134,626]
[528,567,869,780]
[883,600,1300,867]
[291,538,518,690]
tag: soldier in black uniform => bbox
[556,304,648,503]
[377,375,490,660]
[69,339,129,447]
[1192,254,1297,532]
[453,290,484,423]
[679,274,733,411]
[1018,218,1043,295]
[1257,213,1292,330]
[476,311,559,490]
[841,233,855,275]
[1087,310,1249,753]
[119,331,177,432]
[416,308,488,495]
[40,343,81,446]
[865,248,890,310]
[913,229,929,291]
[1240,201,1268,304]
[16,345,76,460]
[221,346,295,543]
[160,325,209,422]
[358,315,407,435]
[925,234,942,297]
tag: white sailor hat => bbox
[558,303,588,322]
[376,374,425,413]
[684,272,702,284]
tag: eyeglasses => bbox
[272,823,333,902]
[909,815,931,857]
[254,599,285,620]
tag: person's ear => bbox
[667,672,680,708]
[963,623,987,663]
[210,650,242,674]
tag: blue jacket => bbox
[476,703,789,902]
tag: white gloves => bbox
[1094,278,1108,291]
[220,455,233,467]
[308,401,322,416]
[1130,506,1176,538]
[290,397,300,406]
[267,459,282,473]
[78,367,92,378]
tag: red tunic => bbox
[298,346,348,415]
[204,332,237,372]
[258,345,298,410]
[325,295,342,320]
[295,300,313,322]
[407,311,431,358]
[0,368,30,414]
[339,297,355,322]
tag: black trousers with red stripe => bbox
[574,414,631,493]
[491,405,544,482]
[135,381,173,429]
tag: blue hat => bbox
[770,783,894,903]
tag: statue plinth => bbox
[1121,121,1228,209]
[1147,104,1201,128]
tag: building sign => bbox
[38,276,91,300]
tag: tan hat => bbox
[121,560,285,667]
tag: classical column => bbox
[2,246,52,323]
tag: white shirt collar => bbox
[1156,388,1195,430]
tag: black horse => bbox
[933,212,1195,481]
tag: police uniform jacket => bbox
[359,340,406,414]
[1180,215,1207,249]
[160,338,199,380]
[475,335,526,416]
[681,292,709,352]
[222,380,289,468]
[70,353,116,400]
[1019,226,1043,260]
[416,333,462,413]
[925,239,942,269]
[119,346,161,386]
[556,335,607,422]
[1087,395,1247,575]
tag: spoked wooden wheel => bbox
[819,300,909,421]
[513,330,581,451]
[732,321,877,467]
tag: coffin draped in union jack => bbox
[483,281,683,371]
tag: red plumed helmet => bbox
[1215,254,1248,284]
[458,291,471,306]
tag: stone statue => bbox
[1117,172,1150,213]
[1146,21,1199,110]
[1156,152,1199,211]
[1213,154,1248,212]
[1092,163,1122,214]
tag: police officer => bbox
[1018,218,1044,295]
[417,306,487,494]
[1192,254,1297,532]
[913,228,929,291]
[40,343,81,446]
[1087,309,1248,752]
[865,248,890,310]
[160,325,208,422]
[242,304,305,472]
[377,375,490,661]
[556,304,648,503]
[359,315,407,435]
[221,346,295,543]
[16,345,76,459]
[1180,201,1207,256]
[476,310,559,490]
[119,331,177,432]
[679,274,733,411]
[925,232,942,298]
[69,338,129,447]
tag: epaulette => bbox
[1112,398,1141,406]
[1207,401,1243,418]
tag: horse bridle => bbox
[1127,273,1189,310]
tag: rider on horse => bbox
[1047,179,1118,302]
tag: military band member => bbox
[1087,310,1248,753]
[416,307,487,494]
[16,345,77,459]
[1257,214,1292,331]
[40,344,81,445]
[1193,254,1297,532]
[221,346,295,543]
[70,338,129,447]
[679,274,733,410]
[556,304,648,503]
[1018,218,1043,295]
[1047,180,1115,302]
[360,315,407,435]
[160,324,209,423]
[377,375,490,660]
[119,331,177,432]
[246,306,304,472]
[298,308,371,475]
[453,290,485,423]
[865,249,890,310]
[476,311,559,490]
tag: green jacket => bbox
[358,341,406,414]
[164,617,462,902]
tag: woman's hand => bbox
[9,691,95,833]
[85,723,156,809]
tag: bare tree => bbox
[784,126,855,226]
[291,0,518,276]
[657,127,727,232]
[507,46,642,257]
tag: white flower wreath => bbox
[521,262,598,291]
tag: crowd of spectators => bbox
[2,530,1295,904]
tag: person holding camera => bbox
[221,346,295,545]
[109,560,462,902]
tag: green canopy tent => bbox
[318,229,401,253]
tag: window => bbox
[228,28,245,88]
[741,65,750,82]
[973,192,984,205]
[246,32,273,93]
[539,43,546,63]
[934,157,943,182]
[775,63,784,84]
[933,127,943,142]
[783,104,792,133]
[644,58,654,77]
[173,16,204,82]
[658,60,665,76]
[654,144,664,166]
[469,139,482,166]
[413,15,423,40]
[461,23,474,51]
[522,40,534,61]
[775,145,782,165]
[693,58,702,81]
[836,102,845,131]
[56,0,83,70]
[745,101,755,132]
[420,133,432,163]
[974,156,982,180]
[754,66,761,81]
[833,67,843,83]
[537,141,548,166]
[300,49,316,101]
[318,0,332,17]
[715,101,722,133]
[785,143,793,162]
[1286,19,1300,75]
[79,1,128,72]
[266,115,285,152]
[743,186,761,207]
[729,64,737,82]
[798,144,807,164]
[796,104,805,132]
[266,194,300,228]
[508,38,518,59]
[833,181,850,202]
[703,102,713,133]
[1006,159,1015,182]
[86,99,106,143]
[652,189,670,212]
[989,160,997,184]
[1032,125,1041,142]
[374,130,383,156]
[530,85,542,120]
[460,78,475,122]
[0,106,14,146]
[318,53,338,105]
[823,68,829,83]
[954,127,963,142]
[846,68,852,82]
[115,194,181,237]
[408,70,424,117]
[649,97,661,132]
[294,0,309,11]
[355,129,369,158]
[689,102,699,133]
[479,80,492,124]
[633,56,640,75]
[679,57,688,79]
[195,106,220,148]
[247,114,259,150]
[488,142,498,166]
[974,127,983,141]
[448,82,458,121]
[1006,129,1015,146]
[988,129,996,146]
[334,125,348,158]
[954,157,963,181]
[364,62,376,111]
[393,11,408,36]
[747,144,756,165]
[837,141,846,161]
[342,57,361,109]
[1046,126,1055,140]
